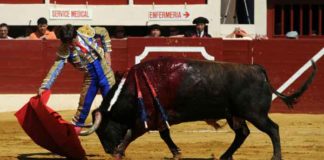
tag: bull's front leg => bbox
[159,129,182,159]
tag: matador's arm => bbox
[94,27,112,65]
[40,43,69,90]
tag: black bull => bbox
[81,57,316,160]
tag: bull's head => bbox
[91,109,130,154]
[76,109,129,154]
[77,71,136,154]
[78,71,127,136]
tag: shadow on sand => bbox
[17,152,99,160]
[166,159,216,160]
[18,153,217,160]
[163,155,217,160]
[17,153,66,160]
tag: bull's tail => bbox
[258,60,317,109]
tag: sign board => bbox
[148,9,191,21]
[49,8,92,20]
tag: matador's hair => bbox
[59,24,77,43]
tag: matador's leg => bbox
[72,72,99,126]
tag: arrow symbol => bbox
[183,11,190,18]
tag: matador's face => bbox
[60,24,77,44]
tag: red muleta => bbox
[15,90,86,159]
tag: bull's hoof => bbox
[171,147,182,160]
[271,155,282,160]
[173,153,182,160]
[219,156,233,160]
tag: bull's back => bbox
[134,58,268,123]
[168,60,242,121]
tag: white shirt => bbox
[0,36,13,40]
[197,30,205,37]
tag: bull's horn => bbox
[79,110,102,136]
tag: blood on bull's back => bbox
[131,58,246,125]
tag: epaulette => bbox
[94,27,108,36]
[77,25,95,38]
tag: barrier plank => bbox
[0,38,323,113]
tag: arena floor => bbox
[0,111,323,160]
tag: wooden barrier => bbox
[49,0,128,5]
[0,38,323,113]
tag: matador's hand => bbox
[38,88,46,96]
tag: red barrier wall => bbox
[251,40,324,113]
[134,0,206,4]
[223,40,251,63]
[49,0,128,5]
[1,0,206,4]
[0,38,323,113]
[222,39,324,113]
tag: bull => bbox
[80,57,316,160]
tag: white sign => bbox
[49,8,93,20]
[148,9,191,21]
